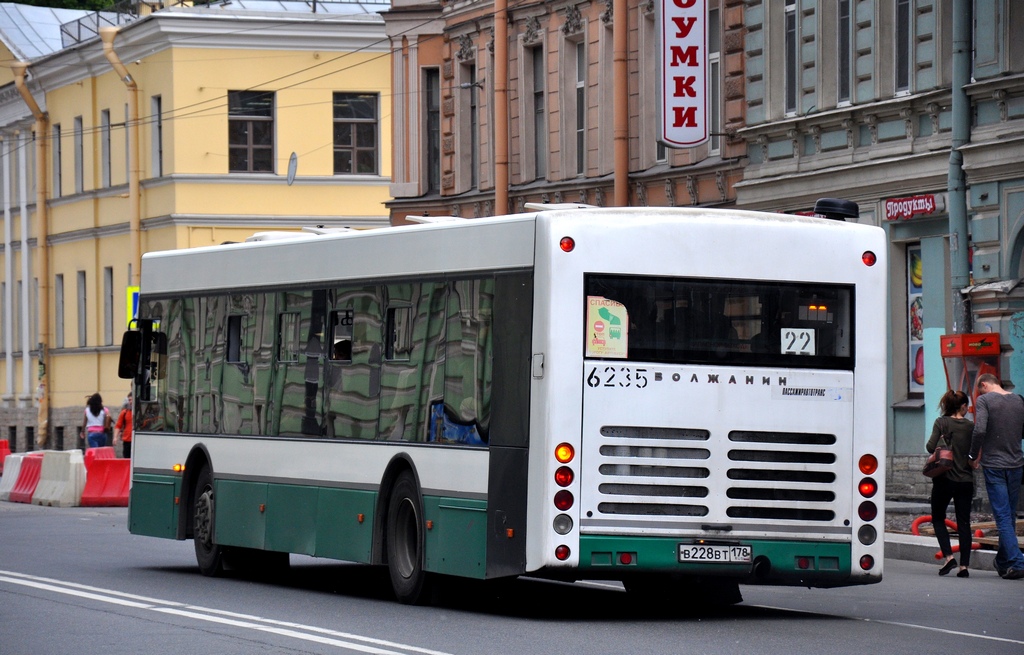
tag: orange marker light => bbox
[555,443,575,463]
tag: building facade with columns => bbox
[382,0,748,223]
[0,0,393,454]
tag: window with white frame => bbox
[467,67,479,188]
[77,270,86,348]
[532,48,547,180]
[838,0,853,103]
[784,1,798,115]
[424,69,441,193]
[151,96,163,177]
[575,40,586,176]
[55,274,64,349]
[101,110,111,188]
[74,116,83,194]
[333,92,379,175]
[228,91,275,173]
[708,8,721,155]
[52,124,61,198]
[895,0,912,93]
[103,267,113,346]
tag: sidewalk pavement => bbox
[884,500,997,570]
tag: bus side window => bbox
[329,308,353,362]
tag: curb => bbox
[884,531,996,569]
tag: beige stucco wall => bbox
[0,11,393,446]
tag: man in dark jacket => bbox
[970,374,1024,579]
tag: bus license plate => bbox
[678,544,752,563]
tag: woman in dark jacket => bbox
[927,389,975,577]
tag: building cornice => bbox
[9,10,390,95]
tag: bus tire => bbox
[386,471,432,604]
[193,465,225,577]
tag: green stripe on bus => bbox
[579,535,852,578]
[129,473,181,539]
[423,496,487,579]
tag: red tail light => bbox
[858,477,877,498]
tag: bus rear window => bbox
[585,275,854,370]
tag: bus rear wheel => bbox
[386,471,432,604]
[193,466,225,577]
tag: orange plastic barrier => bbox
[80,458,130,507]
[0,439,10,475]
[8,452,45,503]
[84,446,116,473]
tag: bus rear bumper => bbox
[578,534,882,587]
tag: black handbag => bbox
[923,419,954,478]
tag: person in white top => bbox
[80,393,112,449]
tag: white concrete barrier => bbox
[0,453,28,501]
[31,450,87,508]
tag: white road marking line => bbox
[0,570,455,655]
[748,603,1024,645]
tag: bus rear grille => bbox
[591,427,838,524]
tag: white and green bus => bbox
[119,206,887,604]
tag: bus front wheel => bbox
[193,466,225,577]
[386,471,432,604]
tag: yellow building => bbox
[0,1,393,453]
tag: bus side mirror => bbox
[118,331,142,379]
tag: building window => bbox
[532,48,547,180]
[784,1,798,115]
[838,0,853,104]
[424,69,441,193]
[151,96,163,177]
[708,8,721,155]
[333,92,379,175]
[77,270,86,347]
[103,267,113,346]
[55,274,64,349]
[228,90,274,173]
[101,110,111,187]
[278,312,301,362]
[227,315,243,363]
[467,68,479,188]
[74,116,83,194]
[124,104,130,184]
[575,41,586,176]
[52,124,62,198]
[895,0,912,93]
[328,308,353,362]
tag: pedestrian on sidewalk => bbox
[969,373,1024,580]
[80,393,112,450]
[113,390,133,459]
[927,390,974,577]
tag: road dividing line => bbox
[749,603,1024,646]
[0,570,454,655]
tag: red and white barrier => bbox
[80,458,130,507]
[8,452,46,503]
[32,450,87,507]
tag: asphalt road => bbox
[2,502,1022,655]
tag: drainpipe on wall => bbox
[100,27,142,288]
[948,0,972,333]
[11,61,50,446]
[493,0,509,215]
[613,0,628,206]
